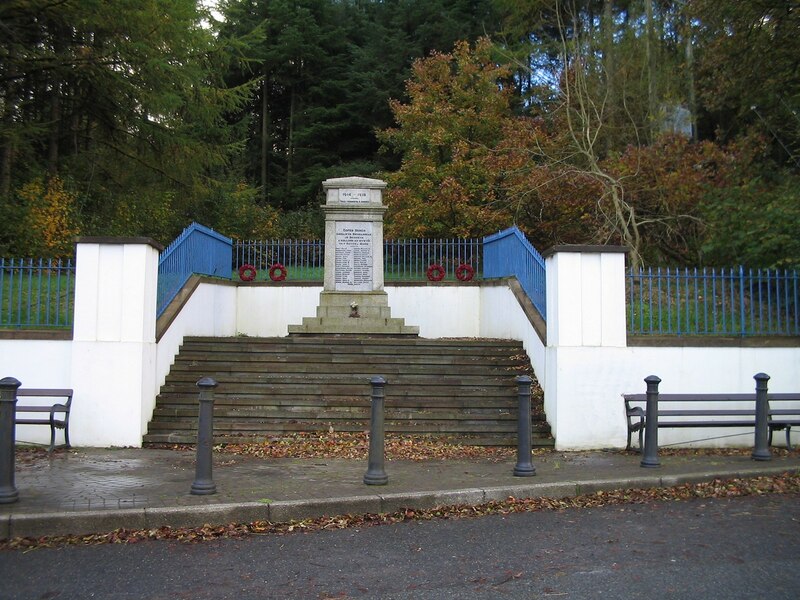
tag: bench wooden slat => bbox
[16,405,69,413]
[657,409,756,417]
[16,388,73,397]
[626,393,800,402]
[625,394,756,402]
[648,420,756,428]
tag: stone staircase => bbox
[143,336,552,447]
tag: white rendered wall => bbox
[546,251,627,348]
[625,345,800,447]
[156,282,238,392]
[543,248,800,450]
[479,285,546,391]
[551,345,800,450]
[0,340,72,446]
[236,286,322,337]
[544,249,628,448]
[70,240,159,447]
[386,285,480,338]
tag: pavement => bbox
[2,446,800,540]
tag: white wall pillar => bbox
[543,245,628,449]
[70,237,161,447]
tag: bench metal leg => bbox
[626,425,644,453]
[787,426,793,451]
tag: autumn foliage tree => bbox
[380,36,771,268]
[18,176,80,258]
[378,39,515,238]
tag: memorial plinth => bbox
[288,177,418,335]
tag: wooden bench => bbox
[624,392,800,451]
[14,388,73,452]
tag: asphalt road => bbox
[1,493,798,600]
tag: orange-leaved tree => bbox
[377,38,515,238]
[18,176,81,257]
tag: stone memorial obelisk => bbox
[288,177,418,335]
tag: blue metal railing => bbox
[234,239,325,279]
[231,238,483,281]
[0,258,75,328]
[483,227,546,319]
[627,267,799,336]
[383,238,482,281]
[157,223,232,317]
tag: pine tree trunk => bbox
[261,76,270,205]
[684,18,697,140]
[602,0,615,154]
[287,82,295,198]
[47,83,61,175]
[645,0,657,140]
[0,140,12,198]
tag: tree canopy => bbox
[1,0,797,267]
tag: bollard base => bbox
[190,480,217,495]
[0,487,19,504]
[513,465,536,477]
[363,472,388,486]
[640,458,660,468]
[751,450,772,462]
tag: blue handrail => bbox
[483,226,546,319]
[157,223,232,317]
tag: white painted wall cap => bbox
[542,244,628,258]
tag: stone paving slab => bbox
[1,447,799,540]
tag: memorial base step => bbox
[289,291,419,335]
[288,319,419,335]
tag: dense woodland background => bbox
[1,0,798,268]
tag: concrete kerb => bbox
[268,495,383,523]
[378,488,485,513]
[659,464,800,488]
[144,503,270,531]
[9,508,148,539]
[4,463,800,540]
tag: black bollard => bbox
[191,377,218,495]
[363,376,388,485]
[751,372,771,461]
[640,375,661,468]
[0,377,21,504]
[513,375,536,477]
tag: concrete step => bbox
[151,406,533,421]
[142,431,555,447]
[151,395,539,410]
[144,419,552,435]
[181,336,525,352]
[145,335,550,447]
[287,320,420,335]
